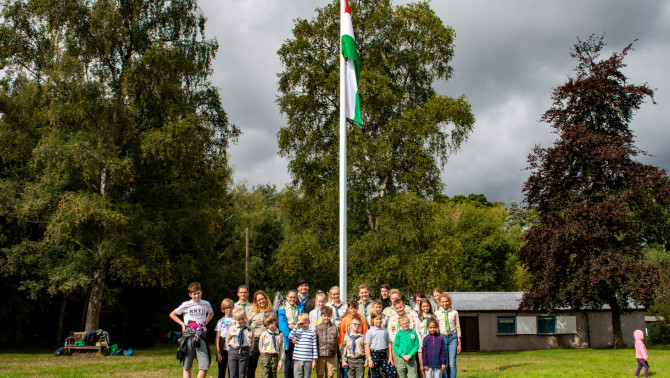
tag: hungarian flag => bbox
[341,0,362,128]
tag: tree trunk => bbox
[84,266,105,332]
[56,292,67,345]
[609,301,625,348]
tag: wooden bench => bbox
[64,332,108,355]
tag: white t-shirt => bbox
[174,300,213,327]
[309,308,322,330]
[215,316,236,350]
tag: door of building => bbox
[459,315,480,352]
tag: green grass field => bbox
[0,346,668,377]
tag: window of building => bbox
[537,316,556,334]
[497,317,516,335]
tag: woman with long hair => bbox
[247,290,274,378]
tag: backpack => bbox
[54,347,65,356]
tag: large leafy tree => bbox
[277,0,474,229]
[0,0,238,332]
[519,35,670,347]
[275,0,474,293]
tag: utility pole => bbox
[245,228,249,288]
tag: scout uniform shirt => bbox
[341,331,366,361]
[436,307,461,337]
[248,309,270,338]
[358,300,374,325]
[259,328,285,360]
[234,300,254,320]
[326,300,348,328]
[387,310,419,346]
[226,323,254,348]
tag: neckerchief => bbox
[361,301,371,318]
[444,308,451,332]
[332,303,343,320]
[267,330,279,350]
[238,325,248,346]
[286,305,297,324]
[347,332,362,354]
[298,294,308,306]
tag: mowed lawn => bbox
[0,346,668,377]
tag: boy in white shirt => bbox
[170,282,214,378]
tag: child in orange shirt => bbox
[339,299,369,347]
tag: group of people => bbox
[170,279,461,378]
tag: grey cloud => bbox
[201,0,670,203]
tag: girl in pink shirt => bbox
[634,329,649,378]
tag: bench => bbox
[64,332,108,355]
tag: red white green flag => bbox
[341,0,362,127]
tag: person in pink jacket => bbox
[634,329,649,377]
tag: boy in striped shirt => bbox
[289,313,318,378]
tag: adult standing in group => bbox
[436,294,460,378]
[247,290,274,378]
[234,285,253,319]
[380,284,392,311]
[279,289,303,378]
[296,278,310,312]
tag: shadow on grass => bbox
[492,363,531,371]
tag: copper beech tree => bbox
[520,35,670,347]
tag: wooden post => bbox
[245,228,249,288]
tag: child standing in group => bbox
[393,316,420,378]
[358,284,374,326]
[368,299,387,329]
[289,313,318,378]
[215,299,236,378]
[258,315,284,378]
[315,306,339,378]
[388,300,419,346]
[421,319,446,378]
[365,311,397,378]
[226,309,254,378]
[417,299,435,340]
[341,317,367,378]
[339,299,369,345]
[278,289,303,378]
[436,294,460,378]
[327,286,348,328]
[310,291,328,330]
[170,282,214,378]
[431,289,442,312]
[634,329,649,378]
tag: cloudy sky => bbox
[199,0,670,203]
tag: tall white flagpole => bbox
[339,0,348,300]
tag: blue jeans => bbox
[441,334,458,378]
[284,342,295,378]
